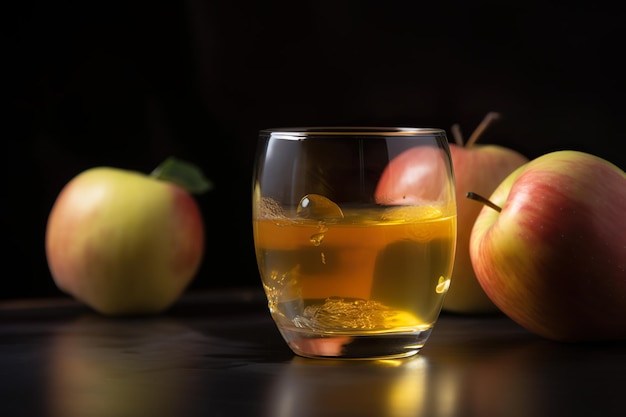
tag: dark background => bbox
[5,1,625,300]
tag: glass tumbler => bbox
[252,127,457,359]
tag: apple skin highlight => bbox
[469,150,626,342]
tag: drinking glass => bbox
[252,127,457,359]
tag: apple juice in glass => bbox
[252,127,457,359]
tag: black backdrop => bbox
[5,1,625,299]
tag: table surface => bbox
[1,287,624,417]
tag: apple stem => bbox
[451,123,464,146]
[466,192,502,213]
[464,112,501,148]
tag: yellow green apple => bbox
[443,112,529,314]
[45,157,211,316]
[469,150,626,342]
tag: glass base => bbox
[278,328,434,360]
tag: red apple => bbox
[469,150,626,342]
[45,157,210,316]
[444,112,529,314]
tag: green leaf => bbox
[150,157,213,194]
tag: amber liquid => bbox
[253,206,456,339]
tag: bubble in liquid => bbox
[309,233,325,246]
[294,298,423,331]
[297,195,339,248]
[436,276,450,294]
[257,197,286,219]
[297,194,344,221]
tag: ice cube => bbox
[296,194,344,221]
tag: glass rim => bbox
[260,126,446,138]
